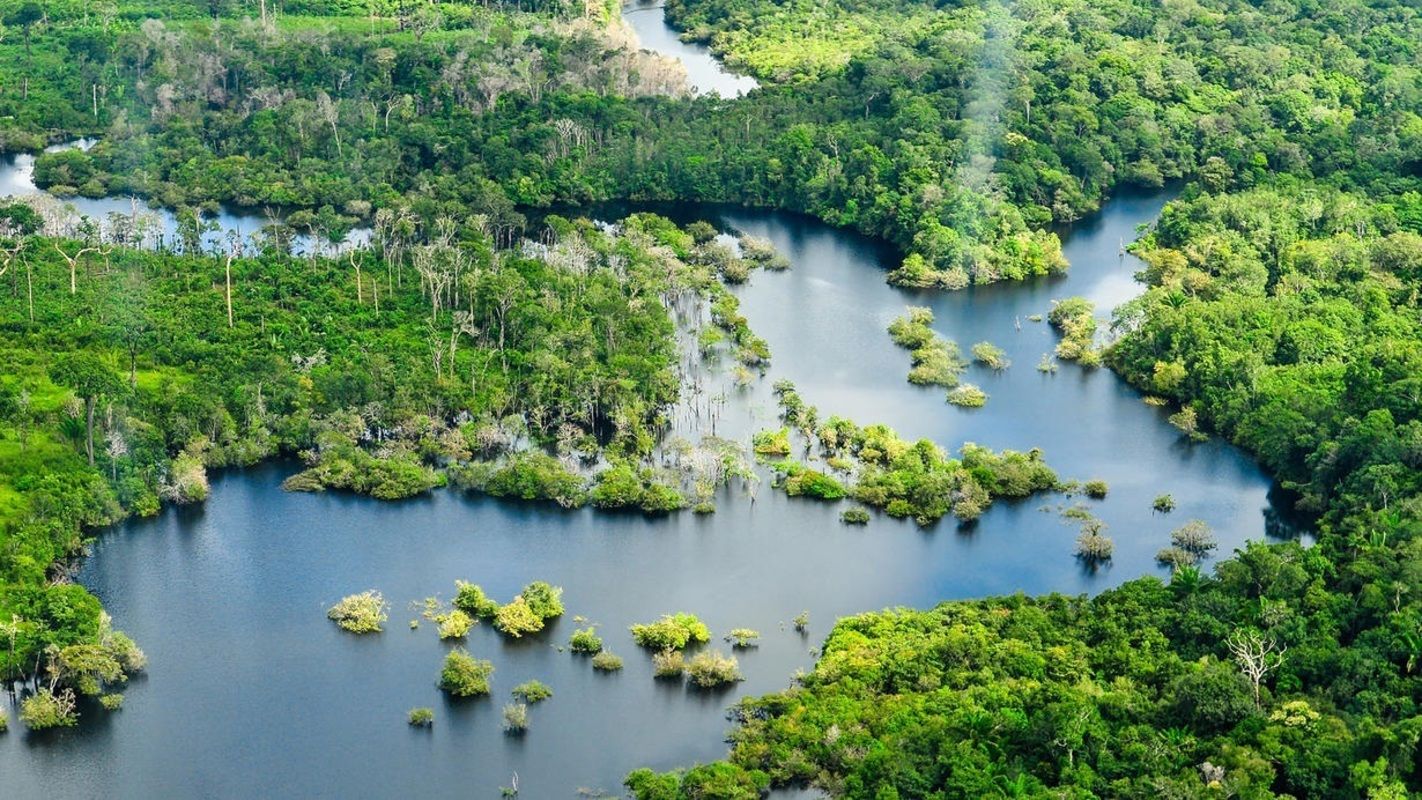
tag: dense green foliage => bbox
[438,648,493,697]
[0,211,705,682]
[630,613,711,651]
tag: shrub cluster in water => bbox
[439,649,494,697]
[887,307,967,387]
[630,613,712,651]
[686,651,743,688]
[1048,297,1101,366]
[327,590,389,634]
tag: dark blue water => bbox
[0,189,1278,799]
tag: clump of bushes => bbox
[1048,297,1098,362]
[652,649,685,678]
[439,649,494,697]
[408,707,434,727]
[19,689,78,730]
[840,507,870,525]
[1171,519,1217,555]
[793,611,809,632]
[453,581,499,619]
[591,463,687,514]
[1075,526,1115,562]
[460,452,587,509]
[1037,354,1059,373]
[946,384,987,407]
[436,609,474,640]
[492,582,566,638]
[1155,546,1196,569]
[512,680,552,703]
[100,694,124,711]
[888,307,967,387]
[752,427,791,457]
[725,629,760,648]
[502,703,529,734]
[1083,480,1109,499]
[686,651,743,688]
[971,341,1010,370]
[0,708,7,733]
[630,613,712,650]
[494,597,544,638]
[569,627,604,654]
[591,651,624,671]
[1153,493,1176,513]
[327,590,388,634]
[774,461,848,500]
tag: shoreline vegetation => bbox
[0,206,784,724]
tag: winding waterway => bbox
[0,8,1283,800]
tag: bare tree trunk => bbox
[85,397,96,466]
[225,253,235,327]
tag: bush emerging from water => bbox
[725,629,761,649]
[327,590,388,634]
[946,384,987,407]
[494,597,545,638]
[569,627,603,654]
[1049,297,1098,361]
[1075,528,1115,562]
[100,694,124,711]
[1171,519,1217,554]
[774,461,848,500]
[752,428,791,457]
[686,651,743,688]
[971,341,1010,370]
[793,611,810,632]
[0,708,6,733]
[437,609,474,640]
[1083,480,1109,499]
[1156,546,1197,569]
[439,649,494,697]
[652,649,685,678]
[1153,493,1177,513]
[519,582,565,621]
[19,689,78,730]
[889,307,968,387]
[408,707,434,727]
[630,613,712,651]
[502,702,529,734]
[591,651,624,672]
[512,680,553,703]
[453,581,500,619]
[840,507,870,525]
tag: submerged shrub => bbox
[686,651,743,688]
[652,649,685,678]
[1083,480,1109,499]
[1171,519,1217,554]
[408,707,434,727]
[793,611,809,632]
[327,590,388,634]
[1153,493,1177,513]
[725,629,761,648]
[512,680,552,703]
[569,627,604,654]
[752,428,791,457]
[1156,546,1198,569]
[100,694,124,711]
[840,507,870,525]
[0,708,6,732]
[494,597,545,638]
[630,614,712,650]
[519,582,565,621]
[591,651,624,672]
[19,689,78,730]
[454,581,500,619]
[439,649,494,697]
[946,384,987,407]
[971,341,1010,369]
[502,702,529,734]
[437,609,474,640]
[1076,530,1115,561]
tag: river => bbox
[0,8,1281,800]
